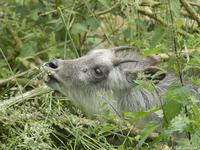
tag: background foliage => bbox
[0,0,200,149]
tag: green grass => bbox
[0,0,200,149]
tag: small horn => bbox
[113,59,139,66]
[110,46,132,53]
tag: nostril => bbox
[45,60,58,69]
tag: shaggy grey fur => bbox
[42,47,197,122]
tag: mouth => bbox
[44,74,58,84]
[41,66,59,84]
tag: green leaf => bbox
[160,114,191,141]
[144,46,162,57]
[135,80,155,92]
[71,23,87,34]
[136,122,159,148]
[163,98,182,125]
[191,132,200,147]
[99,103,110,118]
[191,77,200,86]
[149,26,165,49]
[189,55,200,65]
[165,84,191,104]
[169,114,191,133]
[191,96,200,127]
[117,146,124,150]
[163,84,192,124]
[124,107,160,120]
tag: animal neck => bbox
[64,86,113,117]
[63,85,162,118]
[61,74,176,118]
[113,73,177,115]
[113,88,160,115]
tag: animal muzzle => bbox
[43,59,59,69]
[42,59,61,84]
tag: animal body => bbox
[42,46,197,122]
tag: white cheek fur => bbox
[107,68,130,90]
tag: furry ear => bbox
[125,66,166,84]
[143,66,166,83]
[144,55,161,66]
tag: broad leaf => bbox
[124,107,160,120]
[136,122,159,148]
[165,84,191,104]
[135,80,155,92]
[71,23,87,34]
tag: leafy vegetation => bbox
[0,0,200,149]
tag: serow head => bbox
[42,46,163,94]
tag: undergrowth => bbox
[0,0,200,149]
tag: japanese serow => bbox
[42,46,199,123]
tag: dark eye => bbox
[94,67,103,76]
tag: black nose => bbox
[45,60,59,69]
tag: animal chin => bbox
[44,73,59,85]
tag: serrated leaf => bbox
[136,122,159,148]
[169,114,191,133]
[135,80,155,92]
[163,84,192,124]
[165,84,191,104]
[124,107,160,120]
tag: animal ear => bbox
[143,66,166,83]
[144,55,161,66]
[125,66,166,84]
[113,55,160,67]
